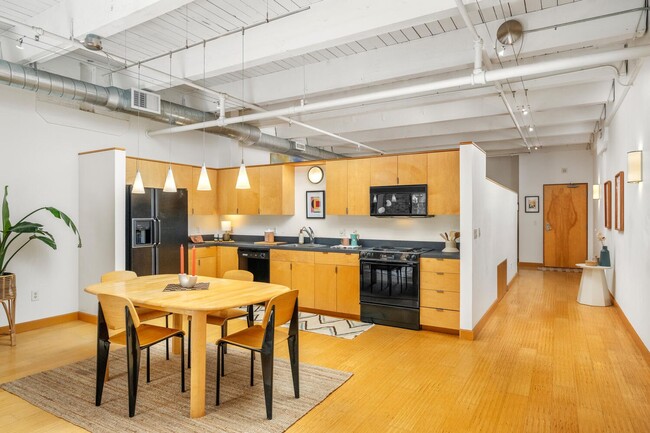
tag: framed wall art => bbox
[306,190,325,219]
[524,196,539,213]
[615,171,624,231]
[604,180,612,229]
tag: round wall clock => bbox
[307,166,324,184]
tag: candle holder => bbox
[178,274,198,288]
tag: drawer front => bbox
[421,289,460,310]
[314,252,359,266]
[420,307,459,330]
[195,246,217,259]
[420,272,460,292]
[421,258,460,274]
[270,249,293,262]
[291,251,315,264]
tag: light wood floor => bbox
[1,269,649,432]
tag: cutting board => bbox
[254,241,287,245]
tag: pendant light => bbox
[235,29,251,190]
[197,41,212,191]
[132,62,145,194]
[163,52,177,192]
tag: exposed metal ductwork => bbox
[0,59,341,160]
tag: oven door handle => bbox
[360,259,420,265]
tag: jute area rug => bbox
[1,345,352,433]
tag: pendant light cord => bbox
[136,62,141,171]
[168,52,173,168]
[241,28,245,164]
[202,40,206,162]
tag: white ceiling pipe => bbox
[149,44,650,135]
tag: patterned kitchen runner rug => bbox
[537,267,582,273]
[248,306,374,340]
[1,345,352,433]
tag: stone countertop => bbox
[421,250,460,260]
[188,240,361,254]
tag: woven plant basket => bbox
[1,273,16,346]
[0,273,15,300]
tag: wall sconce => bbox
[592,184,600,200]
[627,150,643,183]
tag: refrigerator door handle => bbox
[156,218,162,246]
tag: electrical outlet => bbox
[31,290,39,302]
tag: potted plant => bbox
[1,186,82,346]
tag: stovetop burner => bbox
[359,245,431,262]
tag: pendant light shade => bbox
[133,169,145,194]
[197,163,212,191]
[163,166,177,192]
[235,163,251,190]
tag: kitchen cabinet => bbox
[420,257,460,331]
[126,158,168,188]
[195,246,217,277]
[217,168,238,215]
[370,155,427,186]
[191,166,218,215]
[325,159,370,216]
[427,150,460,215]
[259,165,294,215]
[172,164,193,214]
[269,250,315,309]
[237,166,260,215]
[217,246,238,277]
[313,252,360,315]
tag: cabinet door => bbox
[336,265,360,315]
[172,164,193,214]
[398,154,427,185]
[191,167,218,215]
[270,260,292,287]
[292,262,315,309]
[237,166,260,215]
[347,158,371,215]
[259,165,294,215]
[427,151,460,215]
[314,264,337,312]
[197,256,217,277]
[370,156,398,186]
[139,160,168,188]
[217,168,238,215]
[126,157,137,185]
[325,160,348,215]
[217,246,238,277]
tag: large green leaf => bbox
[10,221,44,233]
[31,233,57,250]
[2,185,10,234]
[45,207,82,247]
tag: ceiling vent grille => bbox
[292,139,307,152]
[131,88,161,114]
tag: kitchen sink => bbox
[279,243,330,248]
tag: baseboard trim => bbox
[421,325,459,335]
[611,297,650,366]
[0,312,78,335]
[299,307,360,321]
[519,262,542,268]
[77,312,97,324]
[460,298,498,341]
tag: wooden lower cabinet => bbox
[420,257,460,331]
[269,250,315,308]
[293,262,315,309]
[270,260,292,287]
[314,264,337,312]
[195,247,217,278]
[217,246,238,277]
[335,264,360,315]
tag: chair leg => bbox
[127,339,141,417]
[95,339,110,406]
[216,343,222,406]
[180,335,185,392]
[146,347,151,383]
[221,342,226,377]
[165,315,169,360]
[188,319,191,369]
[250,350,255,386]
[288,335,300,398]
[261,351,274,420]
[222,321,228,355]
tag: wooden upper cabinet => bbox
[397,154,427,185]
[191,166,218,215]
[427,150,460,215]
[347,158,371,215]
[325,160,349,215]
[172,164,193,214]
[370,156,398,186]
[217,168,238,215]
[259,165,294,215]
[237,166,260,215]
[125,158,168,188]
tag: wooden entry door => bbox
[543,184,588,268]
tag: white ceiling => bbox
[0,0,647,157]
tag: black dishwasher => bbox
[238,248,270,283]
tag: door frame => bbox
[542,182,588,268]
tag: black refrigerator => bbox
[126,186,188,276]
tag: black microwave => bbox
[369,185,428,217]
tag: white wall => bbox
[595,61,650,350]
[0,84,258,326]
[460,145,518,330]
[220,165,460,242]
[486,155,519,192]
[518,149,594,263]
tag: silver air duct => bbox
[0,59,340,160]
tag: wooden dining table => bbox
[84,274,291,418]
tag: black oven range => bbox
[359,246,430,330]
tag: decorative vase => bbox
[599,246,611,267]
[0,273,17,346]
[442,240,459,253]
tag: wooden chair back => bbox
[97,293,141,330]
[261,290,298,329]
[101,270,137,283]
[223,270,254,282]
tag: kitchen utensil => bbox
[350,233,360,246]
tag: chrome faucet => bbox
[300,226,315,244]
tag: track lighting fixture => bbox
[16,38,24,49]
